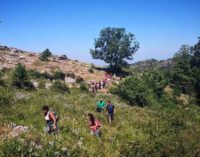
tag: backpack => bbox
[53,111,59,122]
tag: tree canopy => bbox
[90,27,139,69]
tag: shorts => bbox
[45,123,58,135]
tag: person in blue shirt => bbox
[106,101,115,124]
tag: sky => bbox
[0,0,199,65]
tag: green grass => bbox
[1,87,200,156]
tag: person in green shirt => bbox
[96,99,106,113]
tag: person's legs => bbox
[111,113,114,121]
[90,130,95,135]
[94,129,100,137]
[108,114,112,124]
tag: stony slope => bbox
[0,45,105,82]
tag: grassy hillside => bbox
[1,87,200,157]
[0,38,200,156]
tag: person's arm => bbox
[49,112,57,129]
[106,105,108,113]
[102,102,106,110]
[97,102,99,107]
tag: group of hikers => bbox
[91,81,106,94]
[42,99,115,137]
[91,73,113,94]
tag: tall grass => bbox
[0,87,200,156]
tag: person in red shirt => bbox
[88,113,101,137]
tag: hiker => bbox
[42,105,59,135]
[96,99,106,113]
[95,82,99,91]
[100,80,104,89]
[99,81,101,90]
[91,82,96,94]
[103,79,106,88]
[88,113,101,137]
[106,101,115,124]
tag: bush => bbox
[27,69,42,79]
[80,82,88,92]
[0,88,13,107]
[91,63,95,68]
[11,63,34,89]
[88,68,94,73]
[115,77,152,106]
[0,70,4,86]
[76,76,84,83]
[51,81,70,93]
[66,72,76,79]
[41,72,53,80]
[39,48,52,61]
[53,70,65,80]
[38,80,46,89]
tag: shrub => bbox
[80,82,88,92]
[27,69,42,79]
[11,63,34,89]
[88,68,94,73]
[115,77,152,106]
[0,88,13,107]
[51,81,70,93]
[76,76,84,83]
[91,63,95,68]
[39,48,52,61]
[66,72,76,78]
[38,80,46,89]
[53,70,65,80]
[41,72,53,80]
[0,70,4,86]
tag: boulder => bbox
[9,125,29,138]
[58,55,68,60]
[19,55,26,59]
[65,77,75,84]
[176,94,190,105]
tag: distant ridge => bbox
[131,58,173,71]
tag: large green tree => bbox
[90,27,139,69]
[170,45,193,94]
[191,37,200,101]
